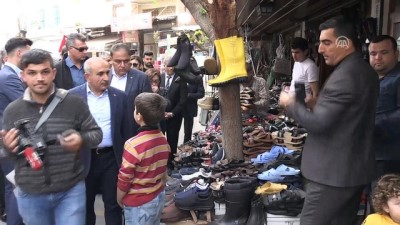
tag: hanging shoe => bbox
[174,34,191,70]
[167,35,182,67]
[208,36,248,87]
[198,96,215,110]
[203,57,219,75]
[175,68,202,85]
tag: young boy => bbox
[363,174,400,224]
[117,92,170,225]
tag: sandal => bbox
[255,182,287,195]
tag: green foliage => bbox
[199,6,207,16]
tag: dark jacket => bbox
[287,52,379,187]
[111,68,152,136]
[184,83,205,117]
[374,62,400,160]
[160,74,188,116]
[54,54,88,90]
[69,84,133,167]
[3,88,102,194]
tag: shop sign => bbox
[111,12,152,32]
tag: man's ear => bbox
[84,72,90,81]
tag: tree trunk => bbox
[181,0,244,160]
[181,0,216,41]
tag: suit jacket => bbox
[111,68,151,136]
[160,73,188,116]
[69,84,133,168]
[287,52,379,187]
[184,83,205,117]
[0,65,24,129]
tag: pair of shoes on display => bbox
[262,186,305,217]
[208,36,248,87]
[175,185,214,211]
[251,146,294,164]
[257,164,300,182]
[168,34,202,85]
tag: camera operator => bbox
[0,49,102,225]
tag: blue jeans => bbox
[16,181,86,225]
[124,191,165,225]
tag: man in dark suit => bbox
[109,43,152,136]
[70,57,132,225]
[54,33,89,90]
[369,35,400,177]
[183,82,204,143]
[280,16,379,225]
[0,37,33,225]
[161,57,188,168]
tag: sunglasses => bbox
[71,46,89,52]
[132,63,139,67]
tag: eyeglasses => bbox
[131,63,139,67]
[114,59,130,65]
[71,46,89,52]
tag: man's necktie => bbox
[166,76,172,90]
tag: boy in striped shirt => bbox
[117,93,170,225]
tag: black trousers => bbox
[85,150,122,225]
[300,180,364,225]
[183,114,194,143]
[166,114,183,166]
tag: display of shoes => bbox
[175,186,214,211]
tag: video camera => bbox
[14,119,47,170]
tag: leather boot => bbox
[208,177,256,225]
[175,68,202,85]
[175,34,191,70]
[167,35,182,67]
[190,56,202,75]
[208,36,248,87]
[246,195,266,225]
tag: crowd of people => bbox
[0,14,398,225]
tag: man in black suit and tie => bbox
[70,57,132,225]
[161,57,188,168]
[109,43,152,136]
[280,16,379,225]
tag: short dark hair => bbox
[66,33,86,49]
[370,35,398,51]
[319,15,357,46]
[143,51,153,57]
[372,174,400,214]
[135,93,167,126]
[110,43,130,57]
[20,49,54,70]
[5,37,33,55]
[291,37,309,51]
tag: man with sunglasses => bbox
[55,33,89,90]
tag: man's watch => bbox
[170,112,174,117]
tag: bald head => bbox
[84,57,111,95]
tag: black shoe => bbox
[175,34,191,70]
[167,36,182,67]
[175,69,202,85]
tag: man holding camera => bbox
[0,49,102,225]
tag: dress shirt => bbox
[110,67,127,91]
[165,74,175,89]
[86,84,112,147]
[65,56,85,87]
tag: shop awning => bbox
[237,0,361,39]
